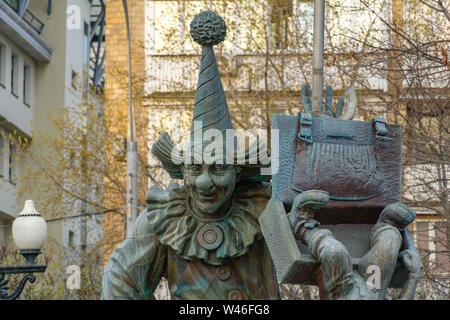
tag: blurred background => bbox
[0,0,448,299]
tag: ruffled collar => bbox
[145,182,270,265]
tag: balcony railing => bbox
[3,0,45,34]
[145,53,388,94]
[3,0,17,10]
[88,0,105,90]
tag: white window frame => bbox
[9,141,16,184]
[83,21,90,68]
[0,134,4,178]
[0,42,6,88]
[23,63,31,106]
[10,53,19,97]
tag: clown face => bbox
[184,163,238,217]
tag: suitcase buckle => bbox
[373,117,392,142]
[298,113,313,144]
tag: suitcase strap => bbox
[297,114,392,143]
[297,112,313,144]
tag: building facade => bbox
[0,0,105,295]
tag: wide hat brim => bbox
[151,132,271,182]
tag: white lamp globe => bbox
[12,200,47,250]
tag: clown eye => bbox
[189,165,202,174]
[211,164,228,174]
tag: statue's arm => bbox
[101,210,167,300]
[397,229,422,300]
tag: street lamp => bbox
[0,200,47,300]
[122,0,138,237]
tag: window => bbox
[296,0,314,46]
[269,0,293,49]
[9,141,16,183]
[0,43,6,87]
[11,54,18,96]
[434,222,450,274]
[68,230,75,247]
[83,22,90,67]
[23,64,31,106]
[415,221,431,268]
[414,220,450,274]
[71,70,79,89]
[0,135,4,177]
[406,103,448,164]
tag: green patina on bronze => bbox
[102,10,421,301]
[101,182,279,300]
[101,11,279,300]
[259,79,422,300]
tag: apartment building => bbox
[0,0,49,234]
[0,0,105,282]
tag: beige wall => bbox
[29,0,67,134]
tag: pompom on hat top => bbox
[188,11,233,144]
[151,11,270,181]
[190,11,227,46]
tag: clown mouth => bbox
[196,192,218,201]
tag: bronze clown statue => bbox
[102,10,422,301]
[101,11,279,300]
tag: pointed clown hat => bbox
[151,11,270,182]
[189,11,234,143]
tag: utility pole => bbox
[311,0,325,116]
[122,0,138,237]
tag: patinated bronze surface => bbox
[101,182,279,299]
[101,11,279,300]
[102,10,421,301]
[289,192,421,300]
[260,86,422,299]
[273,112,403,224]
[292,116,402,223]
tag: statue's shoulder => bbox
[132,209,156,236]
[146,182,185,206]
[235,181,272,219]
[132,183,186,237]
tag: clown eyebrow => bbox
[212,162,230,167]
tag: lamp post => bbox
[122,0,138,237]
[0,200,47,300]
[311,0,325,116]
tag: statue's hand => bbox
[289,190,329,228]
[290,190,329,218]
[378,203,416,230]
[399,249,421,279]
[288,190,328,244]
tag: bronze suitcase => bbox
[260,113,413,287]
[273,113,403,224]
